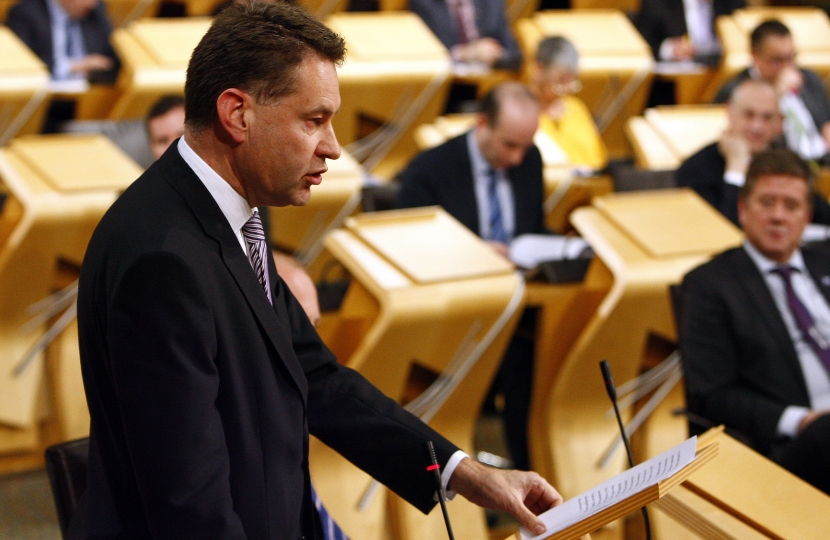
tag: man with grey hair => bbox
[73,4,562,539]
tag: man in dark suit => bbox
[6,0,119,83]
[71,4,562,539]
[681,148,830,495]
[397,82,546,259]
[397,82,552,472]
[713,19,830,161]
[409,0,522,71]
[677,78,830,227]
[634,0,744,62]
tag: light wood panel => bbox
[313,207,523,540]
[0,26,50,144]
[0,134,141,469]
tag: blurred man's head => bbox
[533,36,581,109]
[739,148,813,263]
[727,79,782,153]
[475,82,539,170]
[146,95,186,160]
[751,19,796,82]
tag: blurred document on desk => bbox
[520,436,698,540]
[509,234,589,268]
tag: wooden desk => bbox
[526,190,742,539]
[108,17,208,119]
[703,7,830,102]
[327,12,453,180]
[267,149,364,271]
[105,0,162,27]
[516,10,654,160]
[312,207,524,540]
[626,104,727,170]
[0,134,141,472]
[0,26,51,144]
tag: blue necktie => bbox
[773,265,830,376]
[312,487,349,540]
[487,170,508,243]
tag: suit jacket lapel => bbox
[157,148,309,401]
[804,248,830,307]
[734,248,809,395]
[452,133,481,235]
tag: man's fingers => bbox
[513,502,547,536]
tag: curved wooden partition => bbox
[0,27,50,144]
[527,190,742,539]
[326,12,452,180]
[0,134,141,469]
[311,207,525,540]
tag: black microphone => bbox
[599,360,652,540]
[423,441,455,540]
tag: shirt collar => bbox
[47,0,69,24]
[467,129,493,178]
[743,239,806,274]
[177,136,255,234]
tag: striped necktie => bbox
[312,487,349,540]
[241,211,272,305]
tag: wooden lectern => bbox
[515,10,654,160]
[0,26,51,144]
[703,7,830,102]
[625,105,727,170]
[325,12,452,180]
[0,134,141,473]
[311,207,524,540]
[267,149,364,269]
[526,190,742,539]
[108,17,209,120]
[104,0,163,27]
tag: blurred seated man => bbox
[634,0,744,63]
[531,36,607,174]
[713,19,830,162]
[681,148,830,495]
[409,0,522,71]
[676,78,830,226]
[396,82,587,471]
[7,0,120,131]
[146,95,186,161]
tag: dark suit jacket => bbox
[395,131,546,238]
[681,244,830,456]
[675,141,830,226]
[71,144,458,540]
[713,68,830,133]
[634,0,744,60]
[6,0,120,83]
[409,0,522,70]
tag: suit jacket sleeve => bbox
[675,144,740,225]
[680,260,789,452]
[6,0,53,72]
[276,260,461,514]
[107,251,248,539]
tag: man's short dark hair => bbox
[751,19,791,51]
[741,148,815,207]
[185,1,346,132]
[479,82,537,128]
[146,95,185,126]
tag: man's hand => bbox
[486,240,511,260]
[71,54,114,76]
[453,38,505,67]
[718,129,752,174]
[667,37,695,62]
[821,122,830,152]
[775,65,803,96]
[448,458,563,536]
[798,409,830,433]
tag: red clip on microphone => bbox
[423,441,455,540]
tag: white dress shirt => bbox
[744,241,830,438]
[467,130,516,242]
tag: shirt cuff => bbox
[440,450,469,501]
[778,406,810,438]
[723,170,746,187]
[658,38,675,61]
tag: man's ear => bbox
[216,88,251,144]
